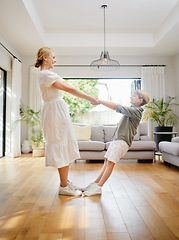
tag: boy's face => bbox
[130,94,143,106]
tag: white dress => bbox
[38,70,80,168]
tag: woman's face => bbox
[44,51,56,69]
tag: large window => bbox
[63,78,141,124]
[0,68,7,157]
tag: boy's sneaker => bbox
[59,184,82,196]
[81,182,96,192]
[67,180,81,190]
[83,183,102,196]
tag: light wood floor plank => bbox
[15,218,46,240]
[163,217,179,239]
[132,178,177,218]
[107,232,131,240]
[137,205,177,240]
[38,233,63,240]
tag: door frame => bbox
[0,67,7,157]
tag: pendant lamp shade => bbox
[90,5,120,71]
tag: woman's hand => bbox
[53,80,100,105]
[89,97,100,105]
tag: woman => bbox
[35,47,99,196]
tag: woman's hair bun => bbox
[34,47,54,68]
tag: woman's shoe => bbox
[59,184,82,196]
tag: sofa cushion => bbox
[159,141,179,156]
[139,122,148,136]
[105,141,111,150]
[129,141,155,150]
[79,151,106,160]
[78,141,105,151]
[91,125,105,142]
[104,126,116,143]
[140,136,152,141]
[106,140,155,151]
[172,137,179,143]
[72,125,91,141]
[133,126,140,140]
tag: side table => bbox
[153,131,177,155]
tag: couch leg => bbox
[138,159,153,163]
[164,161,171,166]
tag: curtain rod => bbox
[0,42,22,63]
[54,64,166,68]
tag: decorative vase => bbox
[21,140,31,153]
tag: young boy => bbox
[82,90,150,196]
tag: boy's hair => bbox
[134,90,150,106]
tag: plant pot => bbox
[154,126,173,151]
[32,147,45,157]
[21,140,31,153]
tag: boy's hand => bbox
[89,97,100,105]
[98,99,117,110]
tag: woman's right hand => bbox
[89,97,100,105]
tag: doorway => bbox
[0,68,7,157]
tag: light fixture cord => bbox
[101,5,107,53]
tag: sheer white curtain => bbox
[29,67,42,111]
[11,58,22,157]
[141,67,165,100]
[141,67,165,137]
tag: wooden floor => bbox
[0,155,179,240]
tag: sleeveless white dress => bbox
[38,70,80,168]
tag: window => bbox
[63,78,141,125]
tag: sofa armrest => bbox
[159,141,179,156]
[172,137,179,143]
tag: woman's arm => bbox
[52,80,99,105]
[98,99,117,110]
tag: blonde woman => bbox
[35,47,99,196]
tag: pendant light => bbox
[90,5,120,71]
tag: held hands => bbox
[89,97,100,105]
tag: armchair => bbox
[159,137,179,167]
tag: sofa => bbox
[72,122,155,163]
[159,137,179,167]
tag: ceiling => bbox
[0,0,179,58]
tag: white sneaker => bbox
[67,180,81,190]
[81,182,96,192]
[59,184,82,196]
[83,183,102,196]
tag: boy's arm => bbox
[98,99,117,110]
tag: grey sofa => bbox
[75,122,155,163]
[159,137,179,167]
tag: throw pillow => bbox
[72,125,91,141]
[133,126,140,141]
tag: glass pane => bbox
[63,78,140,125]
[0,70,3,157]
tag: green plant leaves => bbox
[143,96,179,127]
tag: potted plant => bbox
[14,105,45,157]
[143,96,179,151]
